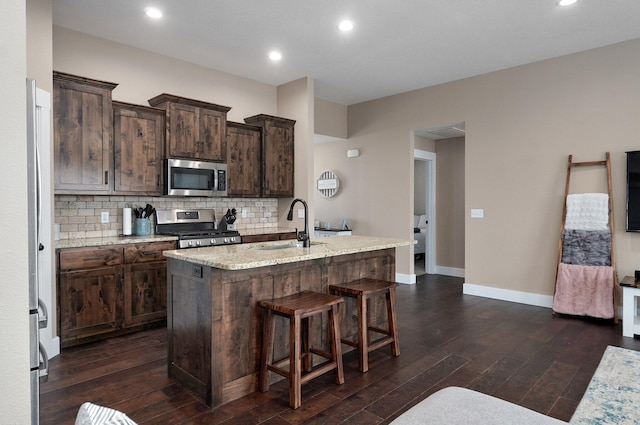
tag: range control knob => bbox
[188,241,194,247]
[211,239,216,245]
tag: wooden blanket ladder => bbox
[554,152,618,322]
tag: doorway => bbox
[413,122,466,279]
[414,150,435,275]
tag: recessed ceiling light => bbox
[338,20,354,32]
[145,7,163,19]
[269,51,282,61]
[558,0,578,6]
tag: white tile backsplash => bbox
[54,195,278,240]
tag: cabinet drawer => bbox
[124,241,177,263]
[59,247,123,271]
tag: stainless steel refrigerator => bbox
[27,78,50,425]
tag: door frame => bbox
[414,149,436,275]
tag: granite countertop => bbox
[55,228,296,249]
[56,234,179,249]
[163,235,415,270]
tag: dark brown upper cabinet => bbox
[226,121,262,197]
[112,102,165,195]
[244,114,296,198]
[148,94,231,162]
[53,71,117,194]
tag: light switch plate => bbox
[101,211,109,223]
[470,209,484,219]
[241,209,248,218]
[298,209,305,219]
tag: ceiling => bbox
[52,0,640,106]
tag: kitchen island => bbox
[163,235,414,407]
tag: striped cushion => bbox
[75,402,137,425]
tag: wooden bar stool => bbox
[329,278,400,372]
[258,290,345,409]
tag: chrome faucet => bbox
[287,198,310,248]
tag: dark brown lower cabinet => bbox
[58,241,176,348]
[123,261,168,328]
[58,266,122,347]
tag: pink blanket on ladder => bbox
[553,263,614,319]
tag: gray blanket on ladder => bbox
[561,229,611,266]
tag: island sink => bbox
[252,241,326,250]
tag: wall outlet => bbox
[101,211,109,223]
[298,209,305,219]
[192,265,203,278]
[241,209,248,219]
[470,209,484,219]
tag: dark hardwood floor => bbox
[40,274,640,424]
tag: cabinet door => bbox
[53,73,116,194]
[122,261,167,328]
[167,102,198,159]
[263,120,295,197]
[198,107,227,161]
[245,114,296,198]
[227,123,261,197]
[166,103,227,161]
[113,102,164,194]
[58,266,121,348]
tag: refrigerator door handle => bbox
[37,298,48,329]
[29,313,39,369]
[39,343,49,383]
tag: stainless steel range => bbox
[155,209,241,249]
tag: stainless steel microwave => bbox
[164,158,227,197]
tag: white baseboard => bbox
[464,283,627,319]
[463,282,554,308]
[399,266,464,284]
[396,273,416,285]
[433,266,465,278]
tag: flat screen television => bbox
[626,151,640,231]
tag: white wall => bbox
[0,0,32,422]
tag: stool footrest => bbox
[310,348,332,360]
[367,336,394,352]
[300,361,341,384]
[267,358,340,382]
[368,326,391,335]
[266,363,291,379]
[340,338,358,348]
